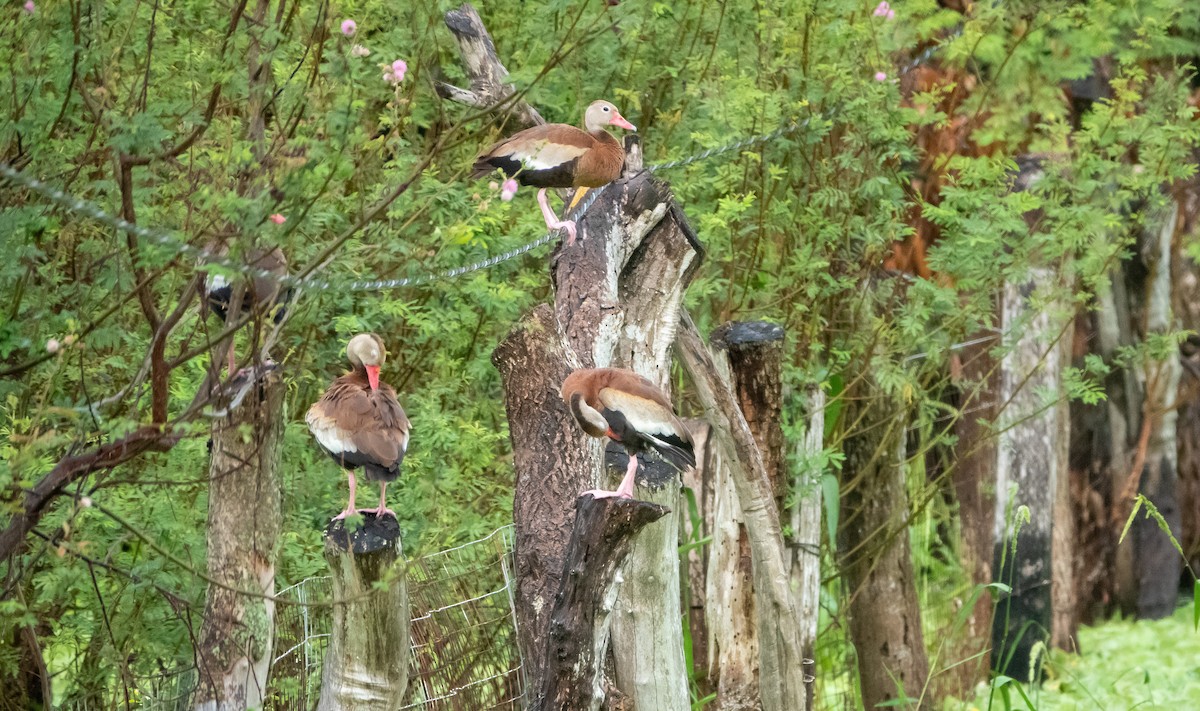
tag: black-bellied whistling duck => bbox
[203,246,291,374]
[560,367,695,499]
[472,100,636,245]
[307,333,410,520]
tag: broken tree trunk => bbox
[437,3,544,127]
[703,321,786,709]
[192,367,284,711]
[317,516,410,711]
[992,271,1073,677]
[533,495,670,711]
[494,160,700,707]
[677,310,809,711]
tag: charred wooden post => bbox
[192,367,284,711]
[317,516,410,711]
[533,495,669,711]
[677,311,809,711]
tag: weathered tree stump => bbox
[677,310,809,711]
[702,320,786,709]
[317,515,410,711]
[533,495,669,711]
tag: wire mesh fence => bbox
[60,525,521,711]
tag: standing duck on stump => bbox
[561,367,695,500]
[307,333,410,520]
[472,100,636,245]
[202,245,291,374]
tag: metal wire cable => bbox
[0,36,949,294]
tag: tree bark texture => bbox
[838,378,930,710]
[534,495,670,711]
[317,516,410,711]
[192,369,284,711]
[992,272,1073,677]
[494,168,701,709]
[939,332,998,694]
[701,321,785,710]
[677,310,809,711]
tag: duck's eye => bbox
[603,106,610,112]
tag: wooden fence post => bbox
[316,517,410,711]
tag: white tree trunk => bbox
[993,269,1073,675]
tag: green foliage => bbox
[3,0,1200,705]
[947,606,1200,711]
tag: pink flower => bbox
[269,213,286,224]
[874,71,888,81]
[340,19,357,37]
[351,44,370,58]
[873,1,890,16]
[22,0,34,13]
[80,496,92,508]
[46,338,60,353]
[382,59,408,84]
[500,179,518,202]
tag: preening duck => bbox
[561,367,695,499]
[307,333,410,520]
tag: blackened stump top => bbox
[323,514,402,554]
[711,321,785,350]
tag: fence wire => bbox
[60,525,520,711]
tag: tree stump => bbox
[317,515,410,711]
[533,495,669,711]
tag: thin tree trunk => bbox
[940,333,998,692]
[192,369,284,711]
[839,378,930,710]
[317,517,410,710]
[1128,203,1183,620]
[792,386,824,710]
[992,271,1073,677]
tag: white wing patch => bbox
[597,387,683,439]
[518,140,588,171]
[306,407,358,455]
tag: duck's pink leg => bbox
[537,188,578,245]
[581,454,637,500]
[362,482,398,519]
[332,471,357,520]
